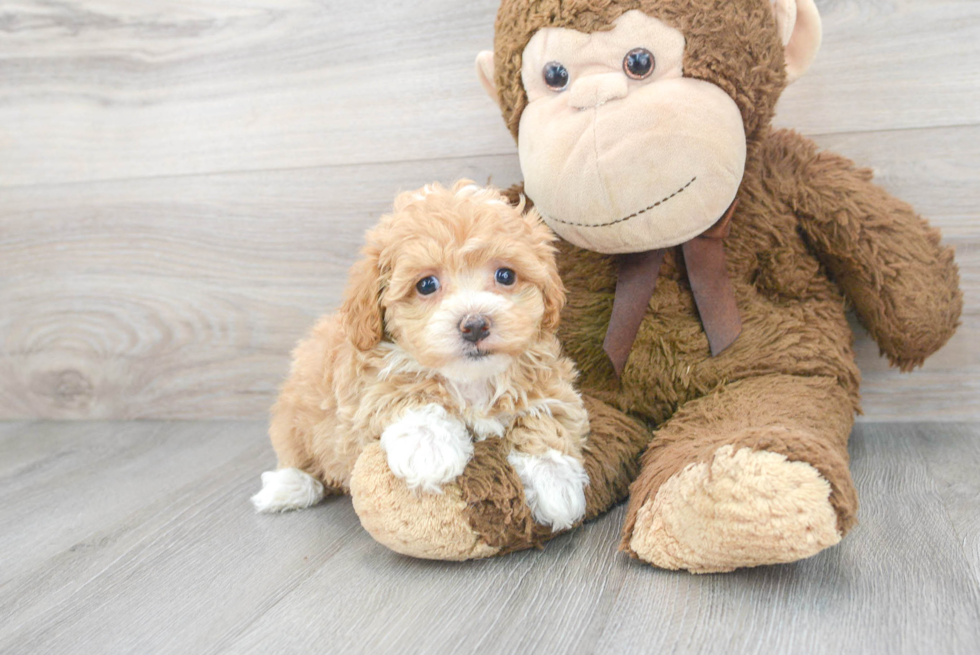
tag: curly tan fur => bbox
[267,182,588,497]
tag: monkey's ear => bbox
[772,0,822,84]
[475,51,500,107]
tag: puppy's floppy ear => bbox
[540,256,566,331]
[524,207,566,331]
[340,236,386,351]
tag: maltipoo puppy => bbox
[251,181,590,531]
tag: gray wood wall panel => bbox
[1,0,977,420]
[1,0,977,187]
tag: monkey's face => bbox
[516,10,746,254]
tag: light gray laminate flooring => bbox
[1,421,979,655]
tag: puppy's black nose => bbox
[459,315,491,343]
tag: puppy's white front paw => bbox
[508,449,588,532]
[251,468,325,513]
[381,404,473,494]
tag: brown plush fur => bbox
[497,125,960,557]
[350,0,962,567]
[268,182,589,493]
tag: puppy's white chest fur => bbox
[445,378,512,441]
[450,378,493,407]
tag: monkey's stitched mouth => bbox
[547,176,697,228]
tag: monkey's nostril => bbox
[459,315,491,343]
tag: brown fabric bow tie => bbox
[602,200,742,377]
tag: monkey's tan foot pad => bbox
[627,445,841,573]
[350,443,499,560]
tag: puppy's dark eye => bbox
[543,61,569,90]
[495,268,516,286]
[416,275,440,295]
[623,48,654,80]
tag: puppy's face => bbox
[341,181,564,382]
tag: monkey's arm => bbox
[768,129,962,371]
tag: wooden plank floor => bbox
[1,421,978,655]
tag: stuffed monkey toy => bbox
[349,0,962,572]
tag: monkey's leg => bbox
[349,395,651,560]
[621,374,858,573]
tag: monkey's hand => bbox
[773,129,962,371]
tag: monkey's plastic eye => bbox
[416,276,440,295]
[624,48,655,80]
[495,268,516,286]
[543,62,569,91]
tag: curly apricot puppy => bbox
[251,181,590,531]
